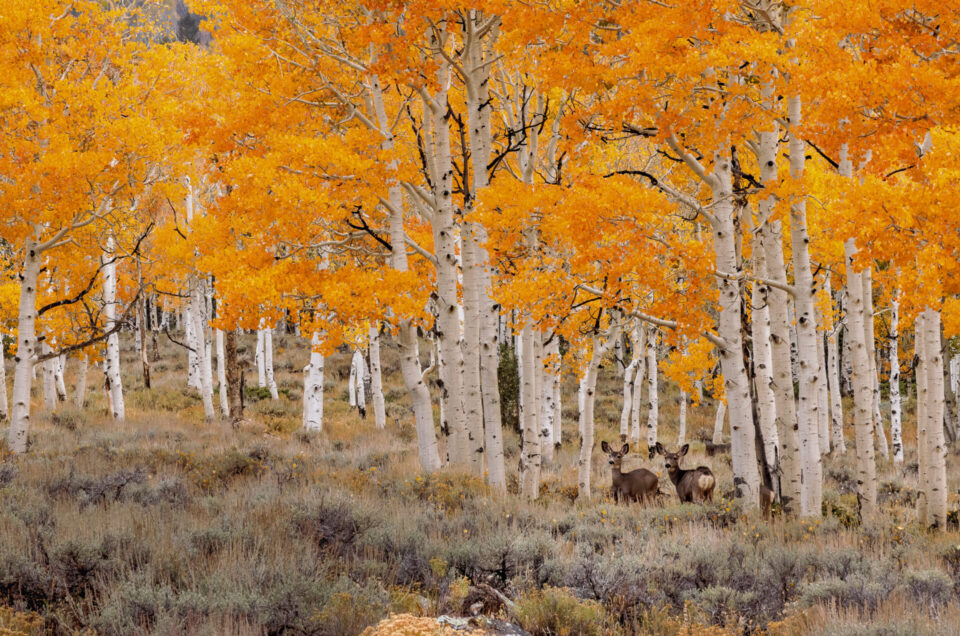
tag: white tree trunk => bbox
[519,321,541,500]
[843,236,877,520]
[709,155,759,507]
[478,259,506,490]
[890,299,903,464]
[713,402,727,444]
[302,332,324,432]
[55,354,67,403]
[577,325,620,500]
[645,331,659,450]
[620,337,640,441]
[74,353,88,409]
[185,306,201,391]
[191,283,215,421]
[816,329,831,455]
[825,274,846,454]
[104,237,125,421]
[216,329,229,417]
[368,325,386,430]
[460,227,485,474]
[551,341,562,449]
[40,344,57,412]
[264,327,278,401]
[923,308,947,530]
[761,219,802,511]
[749,230,779,470]
[677,392,687,446]
[862,268,888,458]
[0,342,7,421]
[630,325,647,443]
[539,332,555,464]
[916,311,929,525]
[255,329,266,388]
[349,348,360,408]
[787,96,822,517]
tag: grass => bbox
[0,332,958,634]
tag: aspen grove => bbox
[2,0,960,633]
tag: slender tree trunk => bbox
[924,309,948,530]
[519,321,541,500]
[541,335,558,462]
[825,274,846,454]
[862,268,889,458]
[645,331,659,450]
[620,341,640,441]
[255,329,266,388]
[191,283,215,421]
[713,402,727,444]
[630,325,647,444]
[479,262,506,489]
[890,299,903,464]
[55,354,67,402]
[787,96,822,517]
[577,325,620,500]
[461,226,485,473]
[916,311,929,525]
[843,235,877,520]
[264,327,278,401]
[0,343,7,421]
[302,332,324,432]
[225,330,243,423]
[710,156,759,507]
[816,328,831,455]
[551,339,562,449]
[368,325,386,430]
[40,344,56,412]
[104,237,125,421]
[75,354,88,409]
[678,391,687,446]
[139,296,151,389]
[747,198,778,470]
[185,307,201,390]
[216,329,228,417]
[761,220,802,512]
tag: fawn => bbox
[601,441,659,504]
[654,443,715,503]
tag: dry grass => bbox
[0,333,958,635]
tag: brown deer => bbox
[654,443,715,503]
[601,441,659,504]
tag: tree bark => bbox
[843,236,877,520]
[629,325,647,444]
[216,329,229,417]
[224,329,243,423]
[75,354,88,409]
[890,299,903,464]
[678,391,687,446]
[923,309,948,530]
[645,330,659,450]
[264,327,278,401]
[713,402,727,444]
[577,324,621,500]
[103,237,125,421]
[368,325,386,430]
[862,268,889,458]
[191,282,215,421]
[519,320,541,500]
[620,336,640,441]
[302,332,323,431]
[825,274,846,454]
[787,96,822,517]
[541,335,558,462]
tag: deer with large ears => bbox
[654,443,715,504]
[601,442,659,504]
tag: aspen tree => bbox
[924,309,948,530]
[645,331,659,450]
[889,298,903,464]
[303,332,324,432]
[368,325,386,430]
[825,275,846,454]
[629,325,647,444]
[103,237,125,421]
[577,322,621,500]
[862,268,889,458]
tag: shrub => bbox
[899,569,954,605]
[0,606,44,635]
[46,468,147,508]
[0,465,17,488]
[514,586,618,636]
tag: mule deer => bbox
[601,441,659,504]
[654,443,715,503]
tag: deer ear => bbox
[601,441,611,453]
[621,443,629,455]
[680,443,690,456]
[655,442,665,455]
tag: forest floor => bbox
[1,334,959,635]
